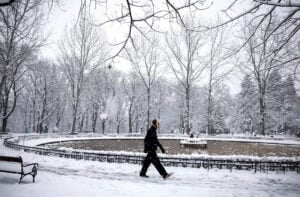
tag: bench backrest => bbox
[0,156,22,163]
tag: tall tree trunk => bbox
[28,105,32,133]
[259,94,266,136]
[185,86,191,135]
[1,115,8,133]
[55,108,63,129]
[147,87,151,131]
[1,84,17,133]
[24,101,28,133]
[1,89,8,133]
[32,88,37,133]
[92,110,98,133]
[38,110,44,134]
[207,86,213,135]
[101,120,105,134]
[258,79,266,136]
[71,103,78,134]
[135,115,138,133]
[38,82,47,134]
[85,112,89,132]
[128,103,133,133]
[117,114,120,134]
[79,114,84,133]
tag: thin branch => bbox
[254,0,300,7]
[0,0,15,7]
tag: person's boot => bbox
[140,172,149,178]
[163,172,173,180]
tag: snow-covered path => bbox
[1,138,300,197]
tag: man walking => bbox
[140,119,172,179]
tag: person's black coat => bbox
[144,125,164,153]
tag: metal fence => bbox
[3,136,300,173]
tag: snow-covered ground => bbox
[1,136,300,197]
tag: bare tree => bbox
[125,35,161,131]
[74,0,298,65]
[123,72,140,134]
[0,0,60,8]
[4,1,297,65]
[237,16,297,135]
[26,60,61,133]
[86,66,115,133]
[209,1,300,73]
[53,79,67,132]
[0,0,45,133]
[166,21,207,135]
[79,0,212,59]
[204,25,235,135]
[113,79,126,134]
[58,12,107,134]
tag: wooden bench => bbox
[0,132,12,139]
[0,155,38,183]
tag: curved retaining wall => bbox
[3,135,300,173]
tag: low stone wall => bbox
[3,135,300,173]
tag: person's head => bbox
[152,119,160,128]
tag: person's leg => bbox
[150,152,167,177]
[140,153,151,176]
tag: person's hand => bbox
[161,147,165,153]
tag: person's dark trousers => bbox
[140,151,167,177]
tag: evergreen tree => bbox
[234,74,258,134]
[210,84,232,134]
[281,75,299,135]
[213,110,226,133]
[265,69,284,134]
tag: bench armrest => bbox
[23,163,39,168]
[20,162,38,183]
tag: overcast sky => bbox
[37,1,252,95]
[39,1,299,95]
[42,1,237,65]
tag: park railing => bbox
[3,135,300,173]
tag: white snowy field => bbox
[1,138,300,197]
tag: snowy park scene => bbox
[0,0,300,197]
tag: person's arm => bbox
[153,131,165,153]
[158,142,165,153]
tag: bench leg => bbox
[32,165,37,183]
[19,174,25,184]
[18,172,37,183]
